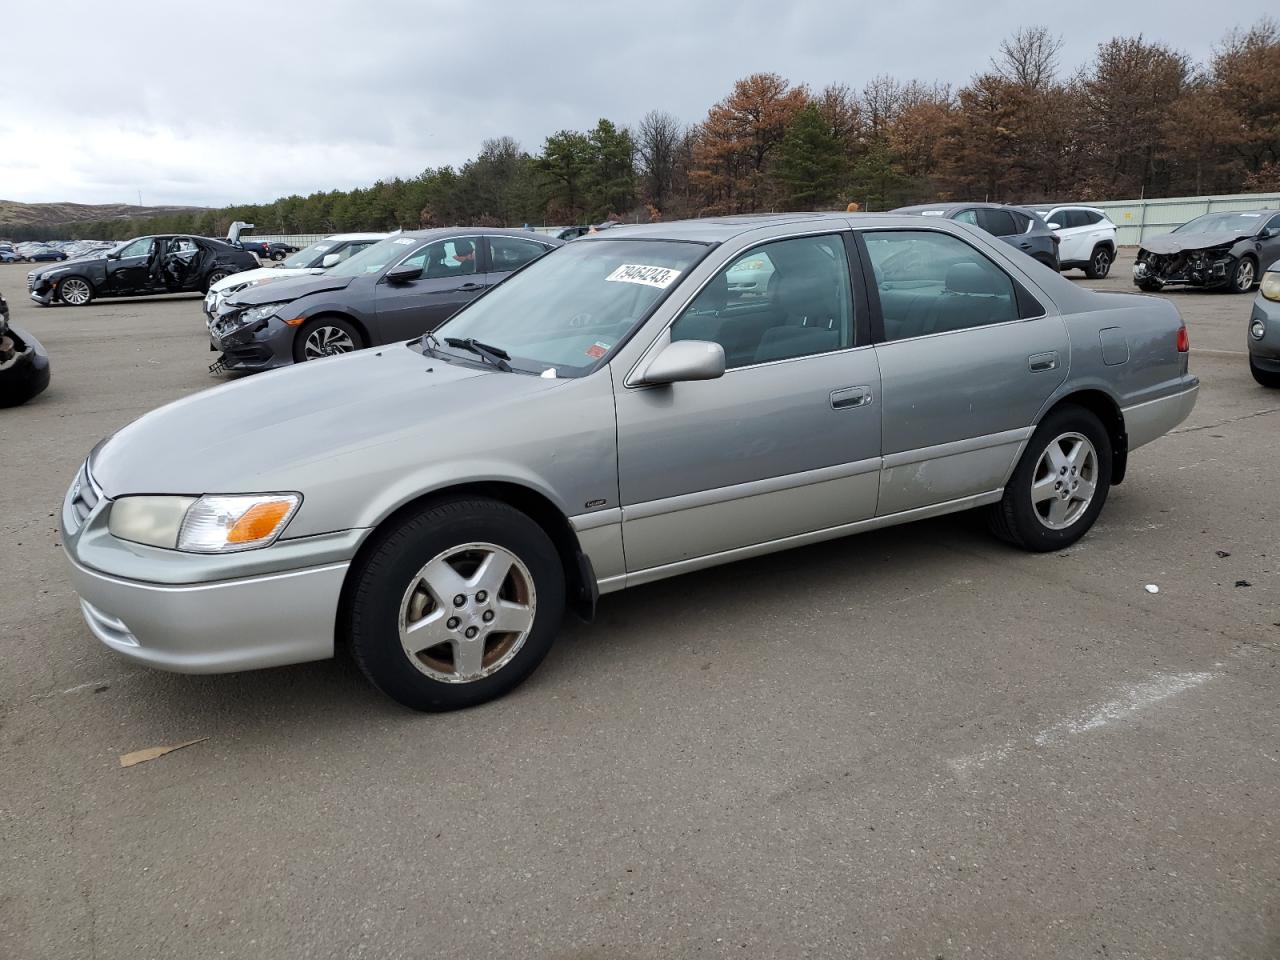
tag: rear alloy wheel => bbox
[204,270,229,292]
[347,497,565,711]
[58,277,93,306]
[989,405,1112,552]
[294,317,363,362]
[1085,246,1112,279]
[1251,357,1280,388]
[271,250,286,261]
[1232,257,1257,293]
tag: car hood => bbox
[32,255,103,276]
[210,266,323,294]
[1141,231,1252,255]
[90,343,562,499]
[228,273,355,305]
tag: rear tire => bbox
[204,270,229,293]
[988,404,1112,552]
[1250,357,1280,388]
[271,250,286,261]
[1084,245,1113,279]
[293,316,364,362]
[346,497,566,711]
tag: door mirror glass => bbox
[639,339,726,385]
[1047,222,1061,231]
[321,253,341,268]
[106,251,120,260]
[1261,227,1278,240]
[384,264,423,284]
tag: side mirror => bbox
[321,253,340,268]
[106,251,120,260]
[384,264,422,284]
[1047,222,1061,231]
[638,339,726,385]
[1261,227,1278,240]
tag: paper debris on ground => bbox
[1144,584,1159,594]
[119,737,209,768]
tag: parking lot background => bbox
[1,252,1277,959]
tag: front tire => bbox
[293,316,364,362]
[57,276,93,306]
[1085,245,1113,279]
[346,497,566,711]
[988,404,1112,552]
[1231,256,1257,293]
[1251,356,1280,388]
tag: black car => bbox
[0,291,51,407]
[28,234,257,307]
[27,246,68,262]
[209,228,562,372]
[890,202,1061,270]
[1133,210,1280,293]
[266,241,299,261]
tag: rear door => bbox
[1052,209,1089,262]
[374,237,485,341]
[859,227,1068,515]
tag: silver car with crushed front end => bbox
[61,213,1199,711]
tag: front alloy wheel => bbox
[59,277,93,306]
[302,323,356,360]
[1086,247,1112,279]
[1233,257,1256,293]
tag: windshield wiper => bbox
[422,330,443,356]
[444,336,512,372]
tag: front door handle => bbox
[830,385,873,409]
[459,282,483,291]
[1018,242,1032,249]
[1028,351,1059,372]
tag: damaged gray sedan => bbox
[1134,210,1280,293]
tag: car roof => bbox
[395,227,564,243]
[324,233,388,242]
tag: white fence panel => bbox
[1087,192,1280,245]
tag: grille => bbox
[26,271,36,290]
[67,461,102,532]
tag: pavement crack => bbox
[1170,406,1280,434]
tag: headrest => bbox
[945,261,1004,296]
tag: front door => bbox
[375,237,486,341]
[614,232,882,573]
[106,236,158,294]
[859,228,1069,515]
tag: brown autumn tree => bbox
[1209,19,1280,177]
[690,73,808,213]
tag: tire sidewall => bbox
[348,499,566,711]
[1004,406,1112,551]
[1233,257,1257,293]
[292,316,363,363]
[1087,246,1112,279]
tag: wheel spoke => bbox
[1066,438,1091,469]
[470,550,512,597]
[421,557,470,607]
[1043,440,1069,475]
[1047,498,1069,525]
[1073,477,1096,502]
[402,606,449,650]
[490,599,534,634]
[453,637,486,679]
[1031,474,1059,503]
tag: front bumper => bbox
[209,312,296,372]
[28,282,55,305]
[61,460,355,673]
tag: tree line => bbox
[14,19,1280,242]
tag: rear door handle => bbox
[830,386,873,409]
[1028,351,1059,372]
[1018,242,1032,249]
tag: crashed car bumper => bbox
[28,284,56,305]
[209,314,296,373]
[1133,251,1235,289]
[0,321,51,407]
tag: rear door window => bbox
[862,230,1021,342]
[489,236,553,273]
[976,208,1018,237]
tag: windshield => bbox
[327,236,420,278]
[282,240,335,269]
[431,238,707,377]
[1175,212,1267,236]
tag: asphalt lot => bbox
[1,252,1277,959]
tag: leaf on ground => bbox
[119,737,209,768]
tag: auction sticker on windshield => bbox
[605,264,682,288]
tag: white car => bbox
[202,233,386,319]
[1035,206,1117,279]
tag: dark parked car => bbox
[1133,210,1280,293]
[235,237,271,259]
[0,291,51,407]
[266,241,299,261]
[891,202,1060,270]
[26,246,68,263]
[209,228,562,372]
[28,235,257,307]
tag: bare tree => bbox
[636,110,684,211]
[993,25,1063,88]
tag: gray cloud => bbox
[1,0,1272,206]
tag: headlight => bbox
[240,302,288,324]
[108,493,300,552]
[1252,319,1267,340]
[1260,272,1280,303]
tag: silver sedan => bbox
[61,214,1199,711]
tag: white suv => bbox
[1035,206,1117,279]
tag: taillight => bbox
[1176,325,1190,353]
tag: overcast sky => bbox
[2,0,1273,208]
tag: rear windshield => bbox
[431,238,707,377]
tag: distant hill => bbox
[0,199,206,228]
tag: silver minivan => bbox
[61,214,1199,711]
